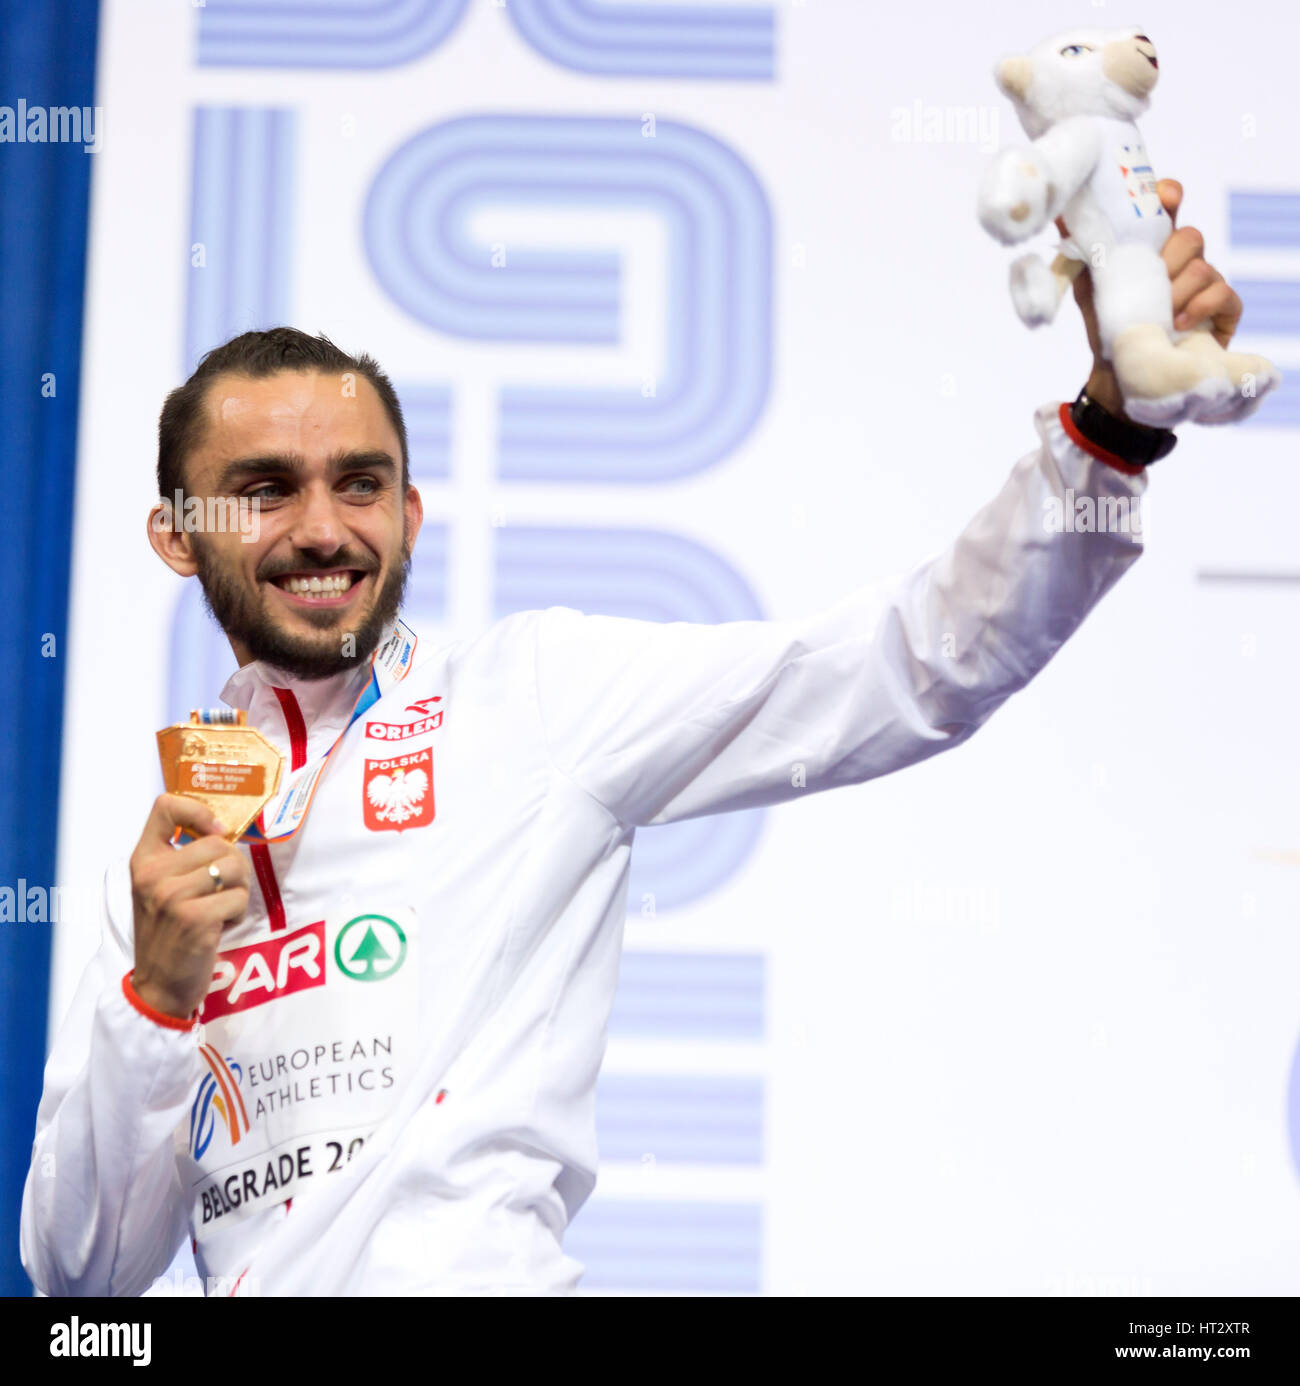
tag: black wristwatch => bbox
[1070,386,1178,468]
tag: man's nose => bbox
[289,483,346,556]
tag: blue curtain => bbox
[0,0,100,1293]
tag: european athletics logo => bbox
[190,1044,251,1159]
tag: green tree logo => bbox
[335,914,408,982]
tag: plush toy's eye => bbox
[1059,44,1093,57]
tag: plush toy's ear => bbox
[995,55,1032,102]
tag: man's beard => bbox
[193,539,411,680]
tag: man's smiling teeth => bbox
[277,573,356,598]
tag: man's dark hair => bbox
[156,327,409,498]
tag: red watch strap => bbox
[122,971,199,1031]
[1058,401,1147,477]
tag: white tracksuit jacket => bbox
[20,401,1147,1296]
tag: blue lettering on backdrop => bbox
[198,0,472,70]
[1227,191,1300,426]
[506,0,776,81]
[197,0,775,80]
[364,114,773,482]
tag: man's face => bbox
[150,369,422,680]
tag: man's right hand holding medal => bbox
[127,793,251,1021]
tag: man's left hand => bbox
[1057,179,1245,420]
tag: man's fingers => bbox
[168,832,247,877]
[1169,255,1220,314]
[1174,281,1242,338]
[171,884,252,934]
[1154,217,1242,343]
[1157,177,1182,228]
[1161,225,1206,279]
[142,792,224,848]
[134,838,250,918]
[171,843,251,894]
[167,851,251,906]
[210,886,251,928]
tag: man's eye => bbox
[344,476,380,495]
[246,483,287,502]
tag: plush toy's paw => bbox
[1114,323,1237,428]
[1194,358,1283,425]
[978,149,1053,245]
[1009,253,1059,326]
[1123,374,1236,428]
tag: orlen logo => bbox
[365,713,442,740]
[200,920,326,1022]
[365,696,443,741]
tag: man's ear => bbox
[146,502,200,577]
[996,55,1032,102]
[403,484,424,555]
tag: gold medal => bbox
[157,710,284,842]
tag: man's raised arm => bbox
[533,400,1145,829]
[533,178,1253,831]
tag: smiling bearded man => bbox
[19,197,1257,1295]
[150,334,421,681]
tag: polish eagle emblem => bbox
[365,765,429,824]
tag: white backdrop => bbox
[53,0,1300,1294]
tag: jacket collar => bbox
[218,627,389,761]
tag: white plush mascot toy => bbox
[978,26,1281,426]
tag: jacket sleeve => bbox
[533,400,1147,828]
[20,857,201,1297]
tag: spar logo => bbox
[363,746,434,831]
[189,1044,252,1158]
[200,920,326,1022]
[335,913,407,982]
